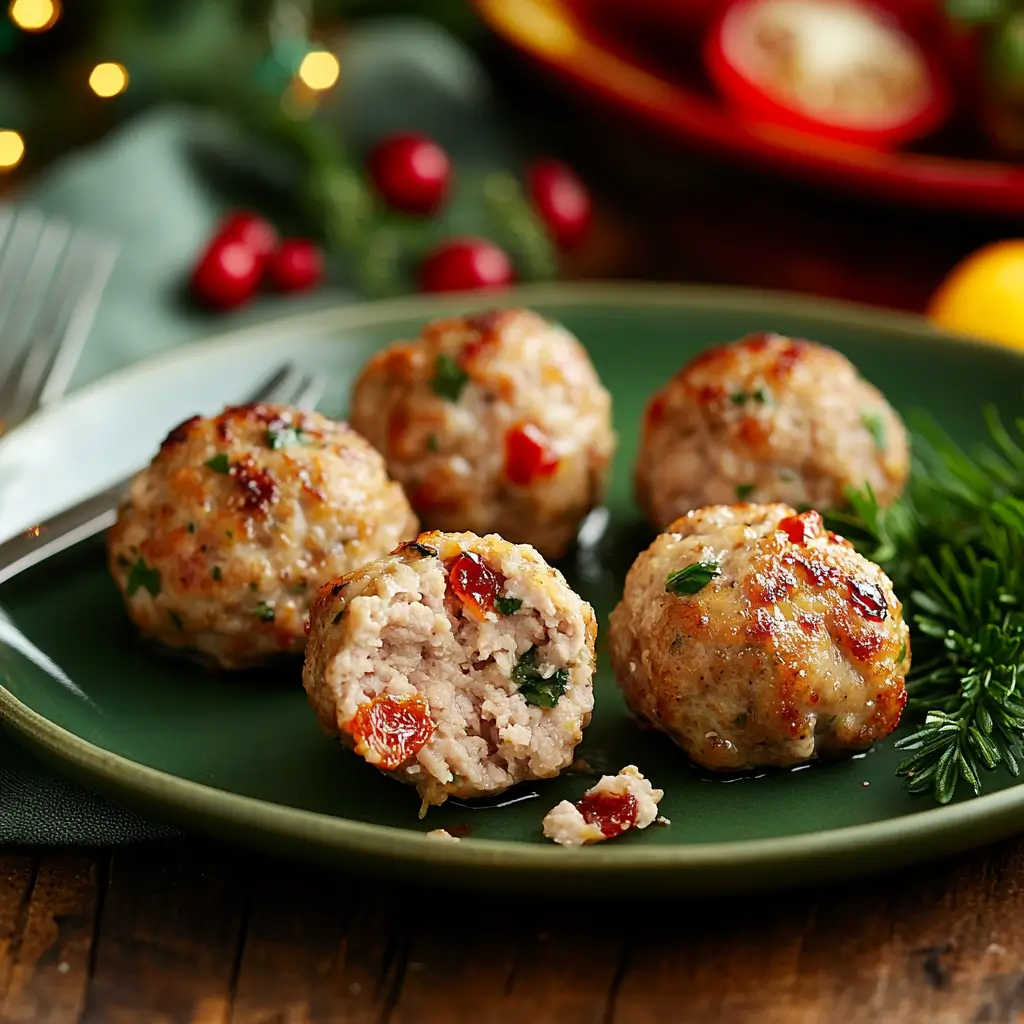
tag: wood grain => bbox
[0,837,1022,1024]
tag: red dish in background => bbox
[471,0,1024,215]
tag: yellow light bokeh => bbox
[89,62,129,99]
[297,50,340,92]
[9,0,59,32]
[0,131,25,170]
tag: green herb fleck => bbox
[495,596,523,616]
[169,610,184,631]
[409,542,438,558]
[426,433,439,452]
[666,560,722,596]
[117,554,130,568]
[432,354,470,402]
[187,522,196,534]
[333,608,347,625]
[734,712,748,726]
[898,640,907,663]
[265,426,310,450]
[861,410,887,451]
[255,601,275,623]
[249,582,259,592]
[753,387,769,403]
[126,557,161,598]
[225,530,233,539]
[205,453,231,474]
[211,566,222,581]
[736,483,755,500]
[511,647,569,708]
[729,391,747,405]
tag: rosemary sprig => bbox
[838,410,1024,804]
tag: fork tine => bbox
[0,225,118,430]
[290,372,326,411]
[241,363,301,406]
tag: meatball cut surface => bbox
[348,308,616,560]
[303,530,597,808]
[635,332,909,529]
[108,404,418,671]
[609,503,909,771]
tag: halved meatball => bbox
[542,765,665,847]
[609,503,909,771]
[303,530,597,809]
[348,308,616,560]
[635,333,909,529]
[108,403,418,670]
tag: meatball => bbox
[348,308,616,560]
[635,333,909,529]
[542,766,665,847]
[108,403,418,670]
[609,503,909,771]
[303,530,597,808]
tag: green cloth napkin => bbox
[0,18,520,845]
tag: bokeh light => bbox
[297,50,340,91]
[88,62,129,98]
[8,0,59,32]
[0,130,25,169]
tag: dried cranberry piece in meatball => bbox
[609,503,910,771]
[636,333,910,528]
[303,530,597,809]
[348,308,616,559]
[108,403,418,670]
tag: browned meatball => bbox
[108,403,418,670]
[609,503,909,771]
[635,333,909,529]
[348,308,616,559]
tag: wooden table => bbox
[6,40,1024,1024]
[1,835,1023,1023]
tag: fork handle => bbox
[0,479,127,587]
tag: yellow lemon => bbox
[928,241,1024,349]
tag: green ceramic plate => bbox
[1,283,1022,895]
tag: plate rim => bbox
[3,279,1024,885]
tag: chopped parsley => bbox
[211,566,222,581]
[255,601,275,622]
[511,647,569,708]
[204,453,231,474]
[249,582,259,592]
[730,388,768,405]
[495,596,523,616]
[265,426,310,450]
[666,560,721,596]
[735,483,755,500]
[126,557,161,598]
[898,640,907,663]
[861,410,887,451]
[734,712,748,726]
[432,354,470,402]
[333,608,347,625]
[187,522,196,534]
[169,610,184,631]
[409,542,438,558]
[426,433,439,452]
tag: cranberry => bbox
[527,158,592,251]
[268,238,324,293]
[505,424,560,486]
[349,693,435,770]
[216,211,278,261]
[449,552,503,620]
[577,791,638,838]
[191,239,261,310]
[368,132,451,214]
[420,237,514,293]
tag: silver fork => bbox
[0,207,119,437]
[0,362,325,587]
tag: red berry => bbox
[216,211,278,261]
[268,238,324,293]
[527,159,592,251]
[419,237,514,293]
[504,423,560,486]
[368,132,451,214]
[191,239,261,310]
